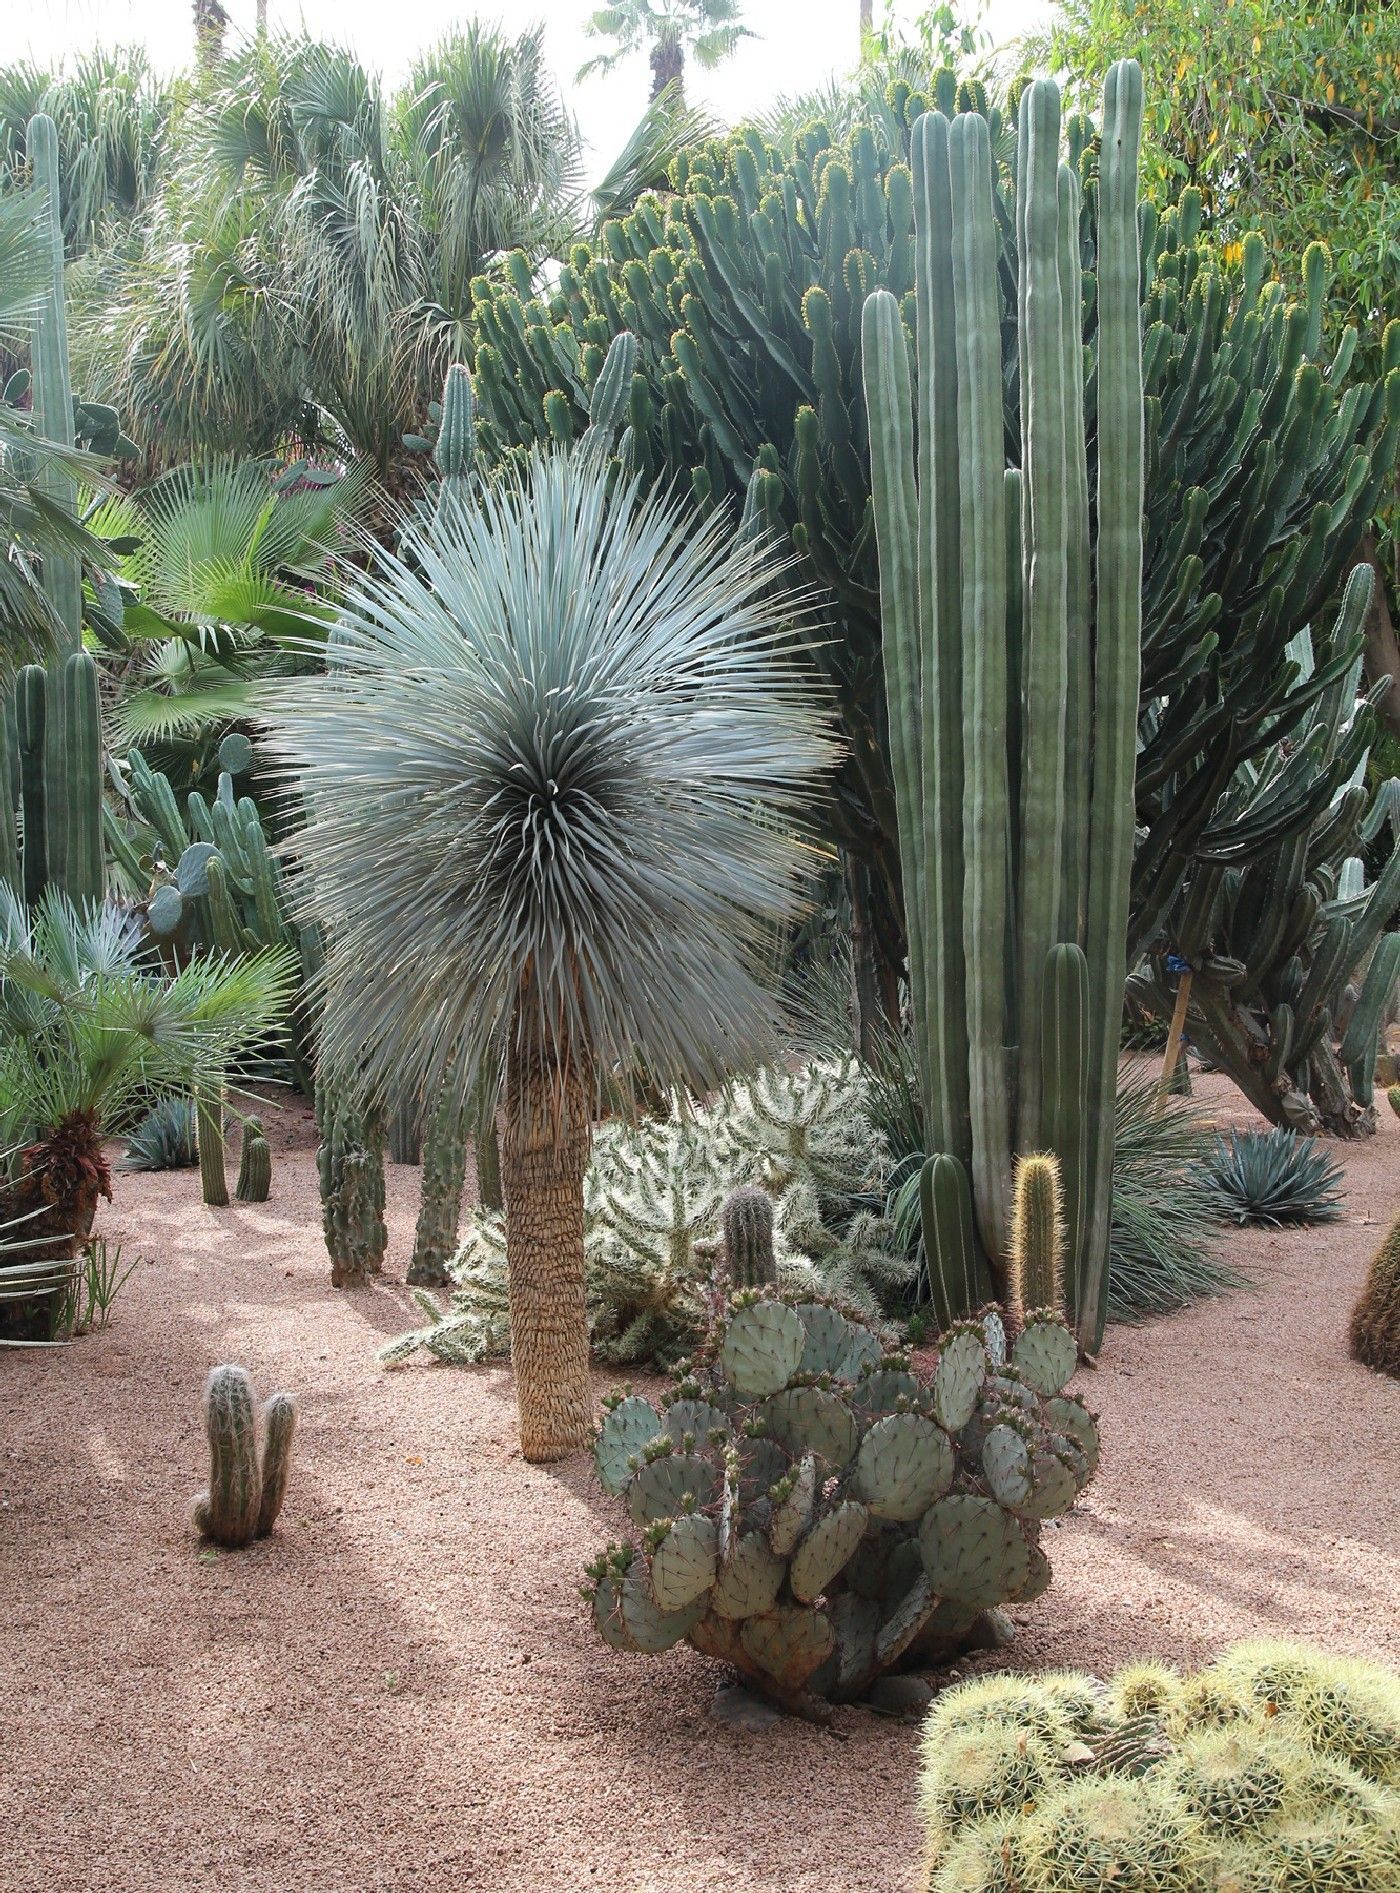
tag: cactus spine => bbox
[1010,1153,1064,1322]
[235,1116,272,1202]
[862,67,1143,1352]
[408,1083,469,1285]
[192,1364,297,1548]
[722,1185,777,1289]
[196,1084,228,1206]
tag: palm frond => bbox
[590,84,718,223]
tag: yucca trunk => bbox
[501,1028,593,1462]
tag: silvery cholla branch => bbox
[379,1059,913,1370]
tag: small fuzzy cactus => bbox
[723,1185,776,1289]
[1008,1152,1065,1324]
[196,1083,228,1207]
[192,1364,297,1548]
[235,1117,272,1202]
[920,1642,1400,1893]
[1350,1211,1400,1379]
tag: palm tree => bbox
[261,445,835,1460]
[579,0,754,104]
[0,886,295,1254]
[72,31,581,477]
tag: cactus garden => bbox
[3,4,1399,1891]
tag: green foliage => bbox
[470,80,1399,1041]
[0,884,294,1147]
[583,1292,1094,1713]
[1106,1074,1237,1323]
[55,1235,141,1336]
[71,28,582,468]
[380,1059,912,1369]
[192,1363,297,1549]
[1206,1128,1347,1228]
[919,1642,1400,1893]
[119,1095,198,1171]
[1042,0,1399,372]
[1350,1211,1400,1379]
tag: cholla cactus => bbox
[381,1060,913,1369]
[583,1291,1096,1716]
[920,1642,1400,1892]
[191,1364,297,1548]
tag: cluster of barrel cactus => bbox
[919,1642,1400,1892]
[192,1363,297,1549]
[584,1289,1096,1717]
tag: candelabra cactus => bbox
[584,1290,1096,1717]
[723,1186,777,1289]
[235,1117,272,1202]
[861,65,1144,1351]
[192,1364,297,1548]
[196,1084,228,1207]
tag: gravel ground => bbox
[2,1071,1398,1893]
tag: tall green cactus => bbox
[408,1083,469,1285]
[862,66,1144,1352]
[56,650,104,909]
[196,1083,228,1207]
[15,667,47,908]
[28,114,80,655]
[316,1084,388,1287]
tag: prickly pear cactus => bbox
[584,1290,1097,1716]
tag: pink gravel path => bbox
[1,1074,1397,1893]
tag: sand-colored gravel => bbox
[2,1072,1398,1893]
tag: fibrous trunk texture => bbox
[502,1033,593,1463]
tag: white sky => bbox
[21,0,1054,185]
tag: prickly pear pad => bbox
[585,1289,1093,1713]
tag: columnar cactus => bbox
[56,650,103,909]
[861,65,1144,1351]
[15,667,47,909]
[316,1085,387,1287]
[235,1116,272,1202]
[1009,1154,1064,1324]
[196,1083,228,1207]
[192,1364,297,1548]
[408,1083,469,1286]
[584,1290,1096,1717]
[722,1185,777,1289]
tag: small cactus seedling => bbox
[192,1364,297,1548]
[236,1117,272,1202]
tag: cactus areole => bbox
[861,64,1145,1353]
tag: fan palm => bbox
[0,884,295,1252]
[579,0,755,102]
[261,446,836,1460]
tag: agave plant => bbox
[1205,1126,1347,1228]
[119,1095,199,1171]
[263,445,835,1459]
[0,885,294,1254]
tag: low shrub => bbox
[919,1642,1400,1892]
